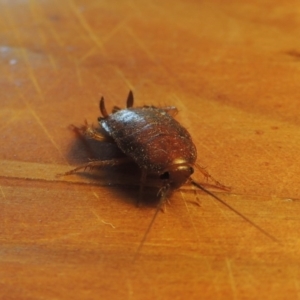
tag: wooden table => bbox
[1,0,300,299]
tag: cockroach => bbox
[64,91,227,198]
[62,91,277,259]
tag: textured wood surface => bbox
[1,0,300,299]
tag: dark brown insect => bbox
[64,91,227,200]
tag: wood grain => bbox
[1,0,300,299]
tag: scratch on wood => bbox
[126,278,134,300]
[0,186,6,199]
[0,160,71,184]
[2,5,44,101]
[226,258,237,300]
[67,0,105,53]
[283,198,293,202]
[25,101,68,163]
[125,26,156,62]
[29,0,49,48]
[93,192,99,199]
[79,47,96,64]
[74,60,83,86]
[46,22,65,48]
[29,0,42,25]
[114,67,134,92]
[0,159,136,187]
[101,16,131,44]
[91,209,115,229]
[48,54,58,71]
[21,49,45,101]
[192,183,201,205]
[293,276,300,299]
[0,110,23,132]
[101,220,116,229]
[181,190,201,248]
[209,191,231,221]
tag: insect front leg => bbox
[195,163,231,191]
[157,184,172,212]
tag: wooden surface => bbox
[1,0,300,299]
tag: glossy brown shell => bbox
[100,106,197,174]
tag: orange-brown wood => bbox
[1,0,300,299]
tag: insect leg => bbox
[112,106,121,113]
[70,121,113,143]
[84,126,113,142]
[60,157,133,176]
[143,105,178,117]
[160,106,178,117]
[195,163,231,191]
[133,184,170,262]
[137,169,147,206]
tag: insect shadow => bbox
[66,123,163,207]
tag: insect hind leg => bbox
[60,157,133,176]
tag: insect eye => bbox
[160,172,170,180]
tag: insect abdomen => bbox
[101,107,197,173]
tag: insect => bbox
[62,91,277,259]
[64,91,227,200]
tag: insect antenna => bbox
[190,178,279,243]
[132,184,170,263]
